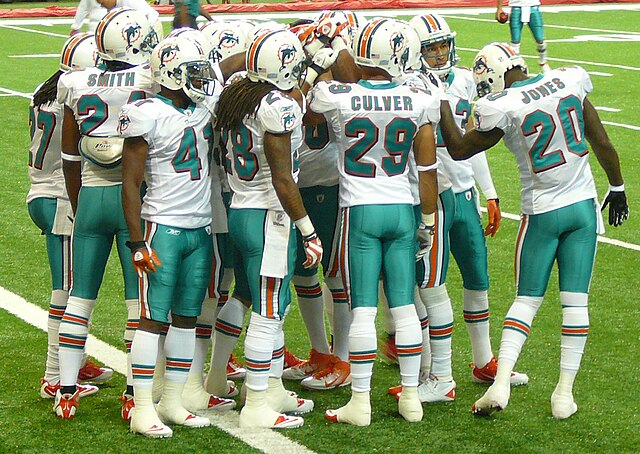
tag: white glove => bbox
[416,212,436,261]
[303,48,337,87]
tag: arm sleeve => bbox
[308,81,338,115]
[469,153,498,200]
[118,102,155,139]
[258,93,303,134]
[71,0,90,30]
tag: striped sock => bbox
[164,326,195,383]
[560,292,589,376]
[59,296,95,387]
[124,298,139,387]
[510,42,521,54]
[244,312,281,392]
[44,289,68,383]
[498,296,543,366]
[463,289,493,368]
[419,285,453,382]
[270,331,285,379]
[131,328,160,413]
[326,276,350,361]
[192,297,216,380]
[537,41,548,64]
[413,290,431,379]
[391,305,422,388]
[348,307,377,393]
[293,274,331,355]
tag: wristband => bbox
[295,215,315,237]
[421,212,435,227]
[303,65,322,87]
[62,152,82,162]
[416,162,438,172]
[609,184,625,192]
[125,240,147,252]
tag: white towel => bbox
[52,198,74,236]
[260,210,291,279]
[521,6,531,24]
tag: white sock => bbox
[391,305,422,387]
[537,41,547,65]
[270,331,285,379]
[164,326,195,383]
[124,298,139,387]
[510,42,521,54]
[349,307,377,393]
[44,289,68,382]
[326,276,350,361]
[131,328,160,410]
[413,289,431,378]
[419,285,453,382]
[463,289,493,367]
[293,274,330,354]
[59,296,95,387]
[244,312,281,391]
[192,297,216,382]
[560,292,589,377]
[498,295,543,366]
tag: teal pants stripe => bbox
[450,188,490,291]
[515,200,597,297]
[229,208,296,319]
[510,6,545,43]
[70,185,138,300]
[344,204,416,309]
[142,222,212,323]
[28,198,71,291]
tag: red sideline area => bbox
[0,0,635,18]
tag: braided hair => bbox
[33,71,63,108]
[215,77,276,130]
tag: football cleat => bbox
[301,357,351,390]
[472,380,511,416]
[78,359,113,383]
[226,354,246,381]
[157,403,211,428]
[325,391,371,427]
[120,392,135,421]
[398,387,423,422]
[283,349,333,381]
[40,379,98,399]
[240,388,304,429]
[551,386,578,420]
[416,376,456,403]
[130,408,173,438]
[379,333,398,365]
[283,347,304,370]
[471,357,529,386]
[266,378,314,415]
[53,389,81,419]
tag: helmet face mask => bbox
[409,14,458,77]
[472,42,528,97]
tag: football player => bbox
[55,8,158,419]
[310,18,440,426]
[70,0,107,36]
[440,42,628,419]
[95,0,164,40]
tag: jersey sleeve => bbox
[56,73,73,107]
[562,65,593,99]
[473,98,510,133]
[118,100,155,138]
[308,81,338,115]
[416,90,441,128]
[257,92,303,134]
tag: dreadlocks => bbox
[33,71,63,108]
[215,77,276,131]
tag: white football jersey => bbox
[27,96,67,203]
[474,66,597,214]
[509,0,540,7]
[311,79,440,208]
[118,93,219,229]
[297,122,339,188]
[57,64,157,186]
[226,90,304,210]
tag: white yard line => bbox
[588,71,613,77]
[595,107,621,113]
[0,86,32,99]
[0,287,315,454]
[602,120,640,132]
[9,53,60,58]
[0,24,67,37]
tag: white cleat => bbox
[471,357,529,387]
[157,402,211,428]
[416,377,456,403]
[130,408,173,438]
[240,388,304,429]
[551,386,578,420]
[183,386,236,413]
[540,62,552,73]
[398,387,423,423]
[472,381,510,416]
[266,378,314,415]
[325,391,372,427]
[301,359,351,390]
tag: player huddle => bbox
[27,5,628,439]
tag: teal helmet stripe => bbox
[365,19,386,59]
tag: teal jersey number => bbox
[77,94,108,135]
[203,123,214,176]
[28,107,57,170]
[522,95,587,174]
[172,126,202,180]
[344,117,416,178]
[228,125,258,181]
[304,123,330,150]
[436,98,470,148]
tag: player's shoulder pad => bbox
[258,90,303,134]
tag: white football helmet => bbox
[95,8,158,65]
[473,42,528,97]
[151,36,217,103]
[246,29,306,91]
[352,18,412,78]
[200,20,252,63]
[248,21,286,41]
[167,27,213,60]
[316,10,360,47]
[60,32,98,71]
[409,13,458,77]
[397,20,421,72]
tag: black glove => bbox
[601,189,629,227]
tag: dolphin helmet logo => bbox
[219,31,240,48]
[278,44,296,71]
[390,32,405,54]
[122,23,142,49]
[473,55,492,76]
[159,43,179,69]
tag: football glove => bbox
[484,198,502,237]
[302,232,323,269]
[601,188,629,227]
[416,222,435,261]
[126,240,162,277]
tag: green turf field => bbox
[0,6,639,453]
